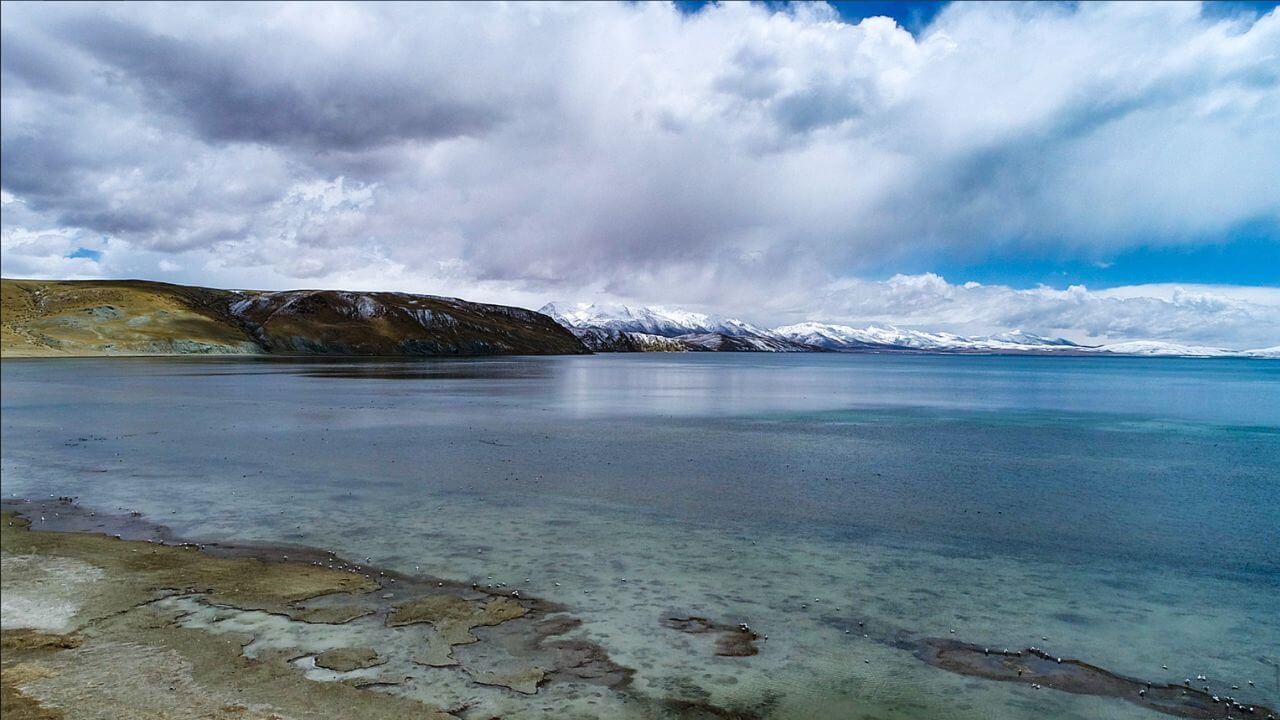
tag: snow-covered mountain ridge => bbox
[776,324,1280,357]
[542,302,1277,357]
[539,302,817,352]
[540,303,770,337]
[771,322,1079,352]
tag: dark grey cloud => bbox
[0,29,85,94]
[55,15,504,153]
[0,121,166,235]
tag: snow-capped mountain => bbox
[986,331,1080,347]
[772,323,1280,357]
[674,332,815,352]
[540,302,769,338]
[565,327,688,353]
[541,302,1277,358]
[1089,341,1236,357]
[771,322,1081,353]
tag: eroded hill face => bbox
[1,280,260,357]
[225,289,585,356]
[1,279,587,357]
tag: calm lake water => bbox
[2,354,1278,719]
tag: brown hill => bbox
[1,279,587,357]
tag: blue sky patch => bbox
[675,1,948,31]
[67,247,102,262]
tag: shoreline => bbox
[2,498,1274,719]
[5,350,1277,361]
[0,498,757,720]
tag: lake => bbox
[2,353,1277,719]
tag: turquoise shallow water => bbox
[2,354,1278,718]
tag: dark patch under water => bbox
[917,639,1276,720]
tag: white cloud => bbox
[1094,283,1280,306]
[791,274,1280,349]
[1,1,1277,346]
[0,225,104,279]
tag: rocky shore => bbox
[0,499,760,719]
[3,498,1273,720]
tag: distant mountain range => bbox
[2,280,1272,359]
[541,302,1280,358]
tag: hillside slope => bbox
[1,279,587,357]
[567,327,689,352]
[2,279,260,356]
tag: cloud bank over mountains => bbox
[2,2,1277,347]
[798,274,1280,349]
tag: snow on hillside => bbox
[540,302,769,338]
[674,332,813,352]
[1089,341,1236,357]
[568,327,687,352]
[772,322,1080,352]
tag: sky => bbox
[1,1,1278,348]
